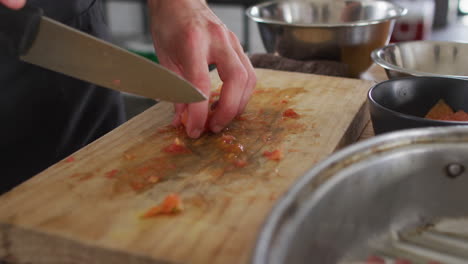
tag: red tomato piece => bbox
[65,156,75,163]
[141,193,184,218]
[130,182,145,191]
[451,110,468,121]
[105,169,119,179]
[263,149,283,161]
[163,138,191,154]
[233,158,248,168]
[146,175,160,184]
[181,109,189,127]
[221,134,236,144]
[283,108,300,119]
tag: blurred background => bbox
[101,0,468,119]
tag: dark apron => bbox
[0,0,125,194]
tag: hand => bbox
[0,0,26,9]
[148,0,256,138]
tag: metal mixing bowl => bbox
[246,0,407,77]
[252,126,468,264]
[368,76,468,135]
[372,41,468,80]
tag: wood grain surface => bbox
[0,69,373,264]
[358,64,389,141]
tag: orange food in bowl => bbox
[425,99,468,121]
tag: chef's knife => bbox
[0,5,207,103]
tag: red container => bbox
[390,0,435,42]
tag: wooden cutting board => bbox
[0,69,372,264]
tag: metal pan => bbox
[252,126,468,264]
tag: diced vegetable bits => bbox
[141,193,184,218]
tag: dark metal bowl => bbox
[368,76,468,135]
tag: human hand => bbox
[148,0,256,138]
[0,0,26,9]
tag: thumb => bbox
[0,0,26,10]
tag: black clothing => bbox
[0,0,125,194]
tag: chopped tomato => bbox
[141,193,184,218]
[261,133,273,143]
[130,182,145,191]
[235,115,246,121]
[233,158,248,168]
[163,137,191,154]
[180,102,216,135]
[283,108,300,119]
[181,109,188,126]
[112,79,121,86]
[253,89,266,94]
[221,134,236,144]
[105,169,119,179]
[77,173,94,181]
[281,99,289,104]
[136,166,150,175]
[451,110,468,121]
[263,149,283,161]
[425,99,468,121]
[65,156,75,163]
[146,175,160,184]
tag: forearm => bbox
[0,0,26,9]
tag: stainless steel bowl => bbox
[372,41,468,80]
[246,0,407,77]
[252,126,468,264]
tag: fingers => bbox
[0,0,26,9]
[155,55,187,127]
[208,44,249,133]
[172,104,186,127]
[227,32,257,115]
[177,31,211,138]
[149,3,256,137]
[183,66,211,138]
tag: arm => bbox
[148,0,257,138]
[0,0,25,9]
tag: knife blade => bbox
[0,5,207,103]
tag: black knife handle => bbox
[0,5,43,57]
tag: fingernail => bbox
[212,125,224,133]
[171,116,180,127]
[189,129,202,138]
